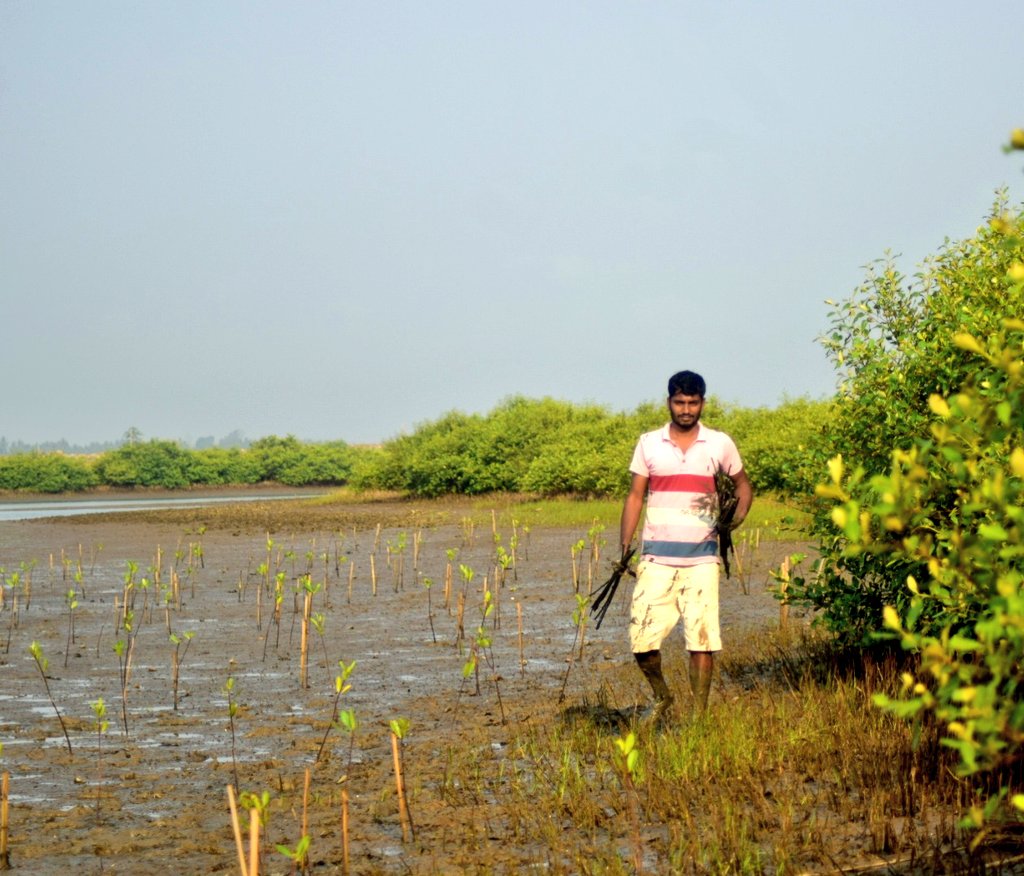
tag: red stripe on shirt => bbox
[648,473,715,493]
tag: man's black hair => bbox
[667,370,706,398]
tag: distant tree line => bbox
[0,435,357,492]
[0,398,829,495]
[0,429,251,457]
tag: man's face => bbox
[668,392,704,431]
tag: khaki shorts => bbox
[628,560,721,653]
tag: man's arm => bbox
[620,472,648,551]
[730,468,753,528]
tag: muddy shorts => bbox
[628,560,721,653]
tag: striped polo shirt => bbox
[629,422,744,567]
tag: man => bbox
[619,370,753,718]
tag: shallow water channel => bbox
[0,490,326,522]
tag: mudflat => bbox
[0,493,795,874]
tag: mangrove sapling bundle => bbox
[28,641,72,754]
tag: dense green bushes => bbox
[0,452,97,492]
[714,396,831,495]
[788,199,1024,647]
[0,396,828,497]
[347,394,826,498]
[0,437,363,492]
[791,192,1024,823]
[822,321,1024,816]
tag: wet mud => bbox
[0,494,800,874]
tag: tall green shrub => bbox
[0,452,97,492]
[94,440,193,488]
[715,396,831,495]
[790,200,1024,645]
[247,436,356,486]
[820,318,1024,826]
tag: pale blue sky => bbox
[2,2,1021,446]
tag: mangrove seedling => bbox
[314,660,357,765]
[90,698,109,815]
[276,834,311,876]
[310,611,330,672]
[226,676,241,791]
[422,576,437,643]
[558,593,590,703]
[443,547,458,612]
[2,572,19,655]
[298,575,322,688]
[238,789,271,874]
[613,731,644,874]
[113,606,141,737]
[473,591,506,723]
[227,784,260,876]
[570,539,585,593]
[63,587,78,668]
[170,630,195,710]
[29,641,72,754]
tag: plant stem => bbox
[340,788,350,875]
[227,785,249,876]
[390,731,414,843]
[0,771,10,871]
